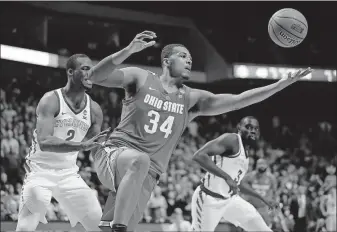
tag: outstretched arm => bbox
[89,31,156,88]
[190,68,312,117]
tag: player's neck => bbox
[63,83,86,105]
[160,70,183,90]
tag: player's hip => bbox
[24,159,79,177]
[25,152,78,170]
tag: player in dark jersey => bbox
[88,31,312,232]
[241,158,278,228]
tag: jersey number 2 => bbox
[66,129,75,141]
[144,110,175,138]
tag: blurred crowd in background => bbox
[1,76,336,232]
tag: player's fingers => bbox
[136,34,154,40]
[301,67,312,76]
[144,41,156,48]
[100,127,112,135]
[140,30,157,37]
[93,134,110,141]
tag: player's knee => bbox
[129,153,150,173]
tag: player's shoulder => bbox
[36,90,60,115]
[122,66,150,79]
[217,133,239,143]
[123,66,157,88]
[215,133,240,153]
[38,90,59,110]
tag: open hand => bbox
[126,31,157,54]
[280,67,313,86]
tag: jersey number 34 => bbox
[144,110,174,138]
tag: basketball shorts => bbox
[94,145,159,228]
[19,160,101,227]
[191,185,262,231]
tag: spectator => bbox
[147,186,167,223]
[290,184,311,232]
[166,208,191,231]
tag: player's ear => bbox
[236,123,241,132]
[163,58,170,67]
[67,69,73,76]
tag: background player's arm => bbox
[239,178,271,206]
[241,172,254,187]
[188,68,312,117]
[192,133,238,181]
[37,93,105,153]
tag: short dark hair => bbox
[160,44,185,65]
[237,116,258,130]
[66,54,89,71]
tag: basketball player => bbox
[16,54,109,231]
[241,158,278,228]
[320,186,336,232]
[191,117,277,232]
[88,31,312,232]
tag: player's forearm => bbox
[90,47,133,83]
[39,136,85,153]
[193,154,232,181]
[239,182,268,205]
[233,80,287,110]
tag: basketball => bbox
[268,8,308,48]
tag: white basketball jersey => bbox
[26,89,91,169]
[202,134,249,198]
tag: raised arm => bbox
[89,31,156,88]
[189,68,312,118]
[192,133,238,182]
[36,92,107,153]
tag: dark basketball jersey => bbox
[107,72,190,174]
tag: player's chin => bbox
[181,71,191,80]
[83,83,93,91]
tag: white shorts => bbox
[191,186,262,231]
[19,160,101,227]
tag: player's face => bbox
[71,57,93,90]
[239,118,260,142]
[167,46,192,80]
[256,159,268,173]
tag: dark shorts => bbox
[93,146,160,191]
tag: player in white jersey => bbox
[191,117,278,232]
[320,186,336,232]
[16,54,109,231]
